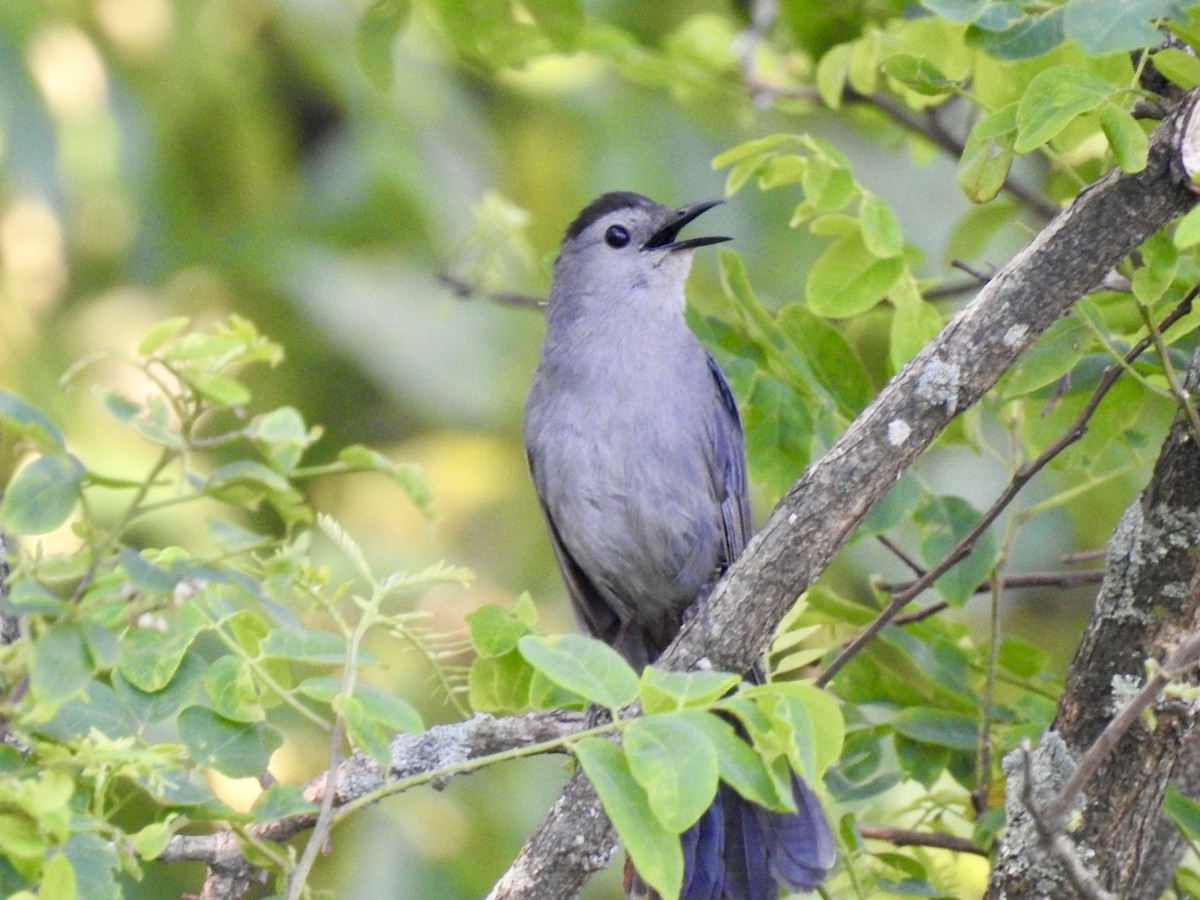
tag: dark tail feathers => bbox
[626,774,836,899]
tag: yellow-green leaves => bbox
[807,233,905,318]
[1152,47,1200,90]
[518,634,640,710]
[575,737,684,900]
[1099,105,1149,173]
[1013,66,1114,154]
[354,0,411,89]
[957,118,1015,203]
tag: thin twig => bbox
[924,278,990,301]
[949,259,994,283]
[435,272,544,310]
[284,720,343,900]
[858,823,987,856]
[973,568,1004,817]
[817,284,1200,689]
[1061,549,1106,565]
[875,534,925,577]
[892,601,948,626]
[879,568,1106,596]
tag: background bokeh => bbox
[0,1,1131,896]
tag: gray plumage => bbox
[524,192,745,668]
[523,192,835,898]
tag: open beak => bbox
[642,199,731,252]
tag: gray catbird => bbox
[523,192,836,898]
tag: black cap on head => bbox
[564,192,660,241]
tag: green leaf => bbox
[40,853,76,900]
[137,316,191,355]
[180,371,251,407]
[354,0,411,89]
[859,192,905,258]
[1000,315,1090,398]
[352,682,424,733]
[639,668,740,715]
[880,54,957,95]
[998,637,1048,678]
[575,737,682,899]
[915,494,999,606]
[891,706,979,751]
[767,682,846,778]
[29,682,134,741]
[0,391,64,449]
[1176,205,1200,249]
[1164,783,1200,839]
[807,233,905,317]
[177,706,283,778]
[117,604,208,692]
[467,602,533,657]
[1131,230,1179,305]
[814,43,851,108]
[1013,66,1114,154]
[338,445,436,520]
[30,624,92,707]
[112,652,206,724]
[251,784,319,823]
[1152,47,1200,89]
[683,710,791,809]
[1064,0,1188,54]
[890,285,944,370]
[742,374,812,501]
[777,304,871,415]
[517,635,639,709]
[799,154,856,214]
[626,714,719,832]
[338,694,391,767]
[301,677,424,734]
[712,134,796,174]
[129,820,179,860]
[468,649,534,713]
[1099,105,1148,173]
[969,8,1065,60]
[0,453,84,535]
[847,31,880,95]
[63,833,119,900]
[203,460,296,506]
[260,628,351,663]
[957,105,1016,204]
[246,406,317,473]
[203,656,264,723]
[864,473,923,534]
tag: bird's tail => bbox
[625,774,836,899]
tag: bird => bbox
[523,191,836,898]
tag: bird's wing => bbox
[706,354,752,565]
[526,448,622,647]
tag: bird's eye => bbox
[604,225,630,248]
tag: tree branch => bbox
[857,823,987,856]
[160,711,585,900]
[491,91,1200,900]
